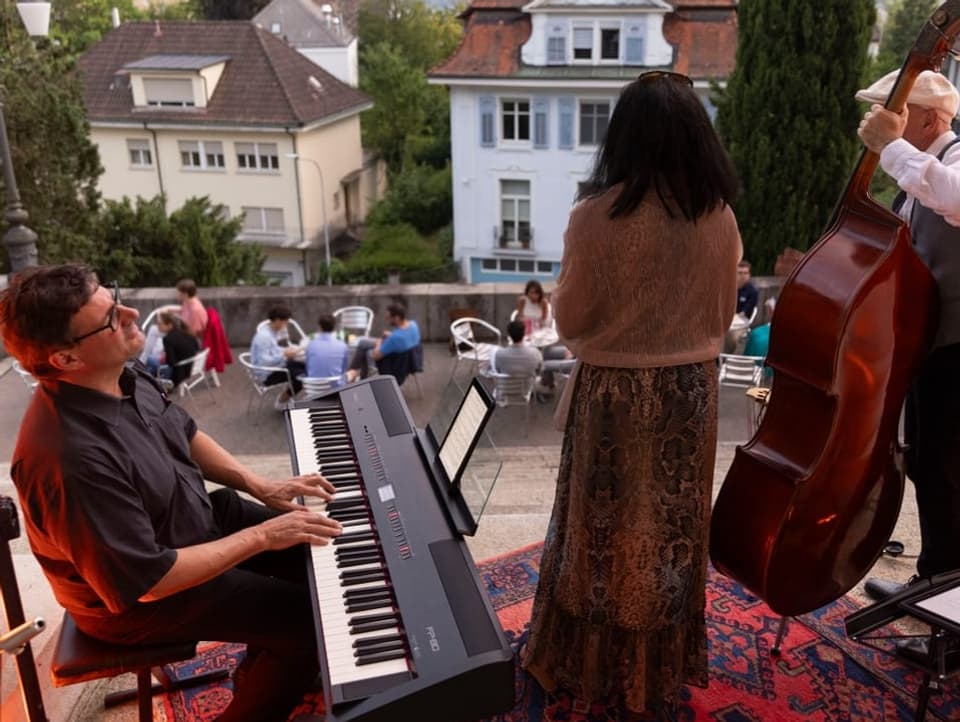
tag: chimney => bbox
[154,19,163,37]
[111,7,120,28]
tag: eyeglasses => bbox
[637,70,693,87]
[71,282,121,344]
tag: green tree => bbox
[367,163,452,234]
[358,0,462,72]
[0,7,103,272]
[715,0,875,273]
[94,195,265,286]
[359,42,437,169]
[48,1,196,55]
[873,0,937,75]
[357,0,461,171]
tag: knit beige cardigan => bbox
[552,185,743,368]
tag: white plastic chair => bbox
[139,304,181,333]
[239,351,292,415]
[718,353,765,388]
[718,353,766,438]
[299,375,343,401]
[256,318,310,349]
[333,306,374,346]
[11,360,39,394]
[450,318,502,382]
[172,348,216,405]
[484,370,536,435]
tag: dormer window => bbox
[568,22,624,64]
[125,55,230,110]
[144,78,194,107]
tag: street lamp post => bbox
[286,153,332,286]
[1,2,52,274]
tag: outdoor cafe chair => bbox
[333,306,374,346]
[299,375,343,401]
[483,369,536,436]
[449,318,501,382]
[239,352,293,415]
[718,352,767,438]
[172,348,216,406]
[255,317,311,349]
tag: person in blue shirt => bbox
[305,314,350,386]
[347,303,421,381]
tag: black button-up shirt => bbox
[12,364,216,617]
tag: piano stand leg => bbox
[771,616,789,657]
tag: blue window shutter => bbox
[624,22,645,65]
[545,19,568,65]
[533,97,549,148]
[479,95,496,147]
[558,96,575,150]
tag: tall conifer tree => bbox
[716,0,875,273]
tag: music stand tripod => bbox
[845,569,960,721]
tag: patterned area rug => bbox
[157,543,958,721]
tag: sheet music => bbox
[915,586,960,625]
[438,385,489,484]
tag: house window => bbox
[143,77,195,107]
[127,139,153,167]
[600,28,620,60]
[537,261,553,273]
[573,27,593,60]
[579,102,610,146]
[235,142,279,171]
[501,99,530,142]
[500,179,531,249]
[242,206,285,234]
[179,140,225,170]
[481,258,497,270]
[547,36,565,64]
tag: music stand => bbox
[845,569,960,721]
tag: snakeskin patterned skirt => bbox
[523,361,717,718]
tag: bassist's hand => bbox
[858,104,908,154]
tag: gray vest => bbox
[906,137,960,349]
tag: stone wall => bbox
[122,277,785,346]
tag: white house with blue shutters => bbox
[429,0,738,283]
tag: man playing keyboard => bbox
[1,264,342,722]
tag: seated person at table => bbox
[347,303,420,381]
[250,305,307,405]
[159,312,200,386]
[493,321,543,378]
[516,280,552,333]
[305,313,350,387]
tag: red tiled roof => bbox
[430,0,737,82]
[79,21,371,126]
[663,5,738,79]
[432,8,530,77]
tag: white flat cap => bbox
[856,69,960,119]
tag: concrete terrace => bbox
[0,344,922,722]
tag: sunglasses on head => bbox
[637,70,694,87]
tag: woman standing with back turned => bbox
[522,72,742,720]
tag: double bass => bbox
[709,2,960,617]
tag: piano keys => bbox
[285,377,514,722]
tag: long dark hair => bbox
[578,74,739,221]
